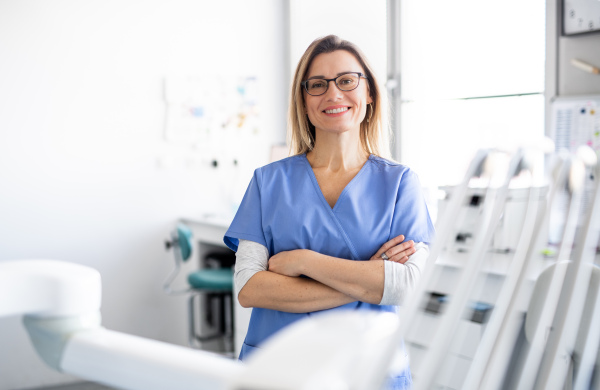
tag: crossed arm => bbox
[236,235,428,313]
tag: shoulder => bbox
[367,155,414,179]
[258,154,305,173]
[366,155,424,194]
[259,154,306,170]
[253,154,307,185]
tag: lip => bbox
[322,105,351,116]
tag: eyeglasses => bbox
[301,72,367,96]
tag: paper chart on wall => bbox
[163,74,261,148]
[161,75,265,218]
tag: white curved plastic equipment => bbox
[0,259,101,317]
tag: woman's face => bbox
[303,50,372,137]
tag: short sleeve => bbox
[390,169,435,245]
[223,169,268,252]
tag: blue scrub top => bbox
[224,154,434,388]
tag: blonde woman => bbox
[224,35,434,389]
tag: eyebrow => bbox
[305,71,359,80]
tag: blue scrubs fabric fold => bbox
[224,154,434,390]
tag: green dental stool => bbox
[164,223,235,354]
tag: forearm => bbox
[282,243,429,305]
[234,239,355,312]
[238,271,355,313]
[296,252,386,304]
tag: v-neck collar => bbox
[301,153,372,211]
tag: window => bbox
[397,0,546,187]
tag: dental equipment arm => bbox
[1,259,404,390]
[0,259,241,390]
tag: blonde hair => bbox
[288,35,391,158]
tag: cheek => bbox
[306,101,321,118]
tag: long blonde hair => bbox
[288,35,391,158]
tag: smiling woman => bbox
[302,51,372,144]
[223,35,436,390]
[289,38,386,159]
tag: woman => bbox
[224,35,434,389]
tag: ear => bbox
[367,95,373,104]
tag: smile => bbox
[324,107,349,114]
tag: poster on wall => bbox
[163,74,260,145]
[163,74,264,218]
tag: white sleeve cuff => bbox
[234,239,269,298]
[379,243,429,306]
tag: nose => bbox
[324,80,343,100]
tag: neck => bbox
[307,129,368,171]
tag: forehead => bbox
[306,50,365,78]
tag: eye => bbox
[338,77,354,85]
[309,80,326,89]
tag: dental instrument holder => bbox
[390,148,490,388]
[438,185,546,254]
[412,149,536,390]
[462,153,566,390]
[393,149,490,380]
[474,153,574,390]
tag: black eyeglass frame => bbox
[301,72,368,96]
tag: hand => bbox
[370,235,415,264]
[268,249,309,277]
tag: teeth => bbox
[325,107,349,114]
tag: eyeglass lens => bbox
[305,74,360,96]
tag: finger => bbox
[375,235,405,258]
[386,240,415,258]
[388,246,416,263]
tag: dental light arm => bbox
[0,259,242,390]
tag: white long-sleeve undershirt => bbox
[233,239,429,306]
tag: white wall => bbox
[0,1,287,389]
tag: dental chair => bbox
[163,223,235,354]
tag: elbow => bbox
[364,287,384,305]
[237,288,253,308]
[373,288,385,305]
